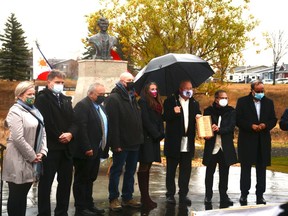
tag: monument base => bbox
[73,59,128,106]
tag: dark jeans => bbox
[37,150,73,216]
[108,150,139,201]
[7,182,32,216]
[73,154,100,210]
[205,150,230,199]
[165,152,191,198]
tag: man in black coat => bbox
[236,80,277,206]
[72,83,107,216]
[163,80,201,206]
[35,70,78,216]
[202,90,237,208]
[105,72,144,211]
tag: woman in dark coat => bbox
[202,90,237,207]
[137,82,164,209]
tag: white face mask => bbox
[52,84,64,94]
[182,90,193,98]
[219,98,228,107]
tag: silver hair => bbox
[14,81,35,98]
[87,83,104,95]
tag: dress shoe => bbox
[166,196,176,205]
[179,196,192,206]
[204,197,212,205]
[220,197,234,206]
[88,206,105,214]
[256,196,266,205]
[75,209,96,216]
[239,195,247,206]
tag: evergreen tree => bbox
[0,13,31,81]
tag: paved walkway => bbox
[1,160,288,215]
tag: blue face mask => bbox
[254,92,264,100]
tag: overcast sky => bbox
[0,0,288,66]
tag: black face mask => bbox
[95,96,106,105]
[126,82,134,90]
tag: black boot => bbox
[137,171,157,209]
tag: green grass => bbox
[268,157,288,174]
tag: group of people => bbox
[2,69,288,216]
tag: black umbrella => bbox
[134,53,215,96]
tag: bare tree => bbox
[265,30,288,85]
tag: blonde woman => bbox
[3,81,47,216]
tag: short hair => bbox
[214,90,227,98]
[47,70,66,81]
[87,83,104,95]
[15,81,34,98]
[250,80,263,90]
[179,80,192,89]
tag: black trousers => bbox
[240,163,266,197]
[166,152,191,198]
[37,150,73,216]
[73,154,100,210]
[7,182,32,216]
[205,150,230,199]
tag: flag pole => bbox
[35,41,53,69]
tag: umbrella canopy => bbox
[134,53,214,96]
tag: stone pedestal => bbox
[73,59,127,106]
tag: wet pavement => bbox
[1,159,288,216]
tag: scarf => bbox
[17,99,44,182]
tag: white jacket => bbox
[3,103,48,184]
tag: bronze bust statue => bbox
[88,17,117,60]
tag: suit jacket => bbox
[236,93,277,166]
[163,94,201,159]
[202,105,238,166]
[73,96,107,159]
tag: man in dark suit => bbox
[72,83,107,216]
[163,80,201,206]
[236,80,277,206]
[35,70,78,216]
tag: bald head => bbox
[119,72,134,89]
[120,72,134,81]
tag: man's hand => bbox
[252,124,260,132]
[85,150,93,157]
[114,147,122,152]
[174,106,181,114]
[59,132,72,144]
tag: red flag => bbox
[33,43,52,80]
[110,49,121,60]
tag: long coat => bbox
[202,105,238,166]
[73,96,107,159]
[35,88,78,156]
[236,93,277,166]
[138,98,164,163]
[3,104,48,184]
[163,94,201,159]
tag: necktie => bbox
[97,106,106,150]
[56,94,61,107]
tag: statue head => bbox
[97,17,109,33]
